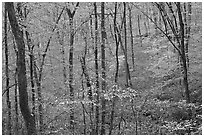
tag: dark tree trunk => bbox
[109,3,119,135]
[123,2,132,87]
[69,15,75,133]
[177,2,190,103]
[4,4,12,135]
[128,4,135,71]
[101,2,106,135]
[137,15,143,47]
[25,26,36,124]
[6,2,36,135]
[94,2,100,135]
[114,3,119,84]
[66,3,79,133]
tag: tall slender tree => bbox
[128,3,135,71]
[101,2,106,135]
[123,2,132,87]
[12,36,19,135]
[94,2,100,134]
[109,3,119,134]
[4,3,11,135]
[65,2,79,133]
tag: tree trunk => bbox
[12,38,19,135]
[14,67,19,134]
[69,15,75,133]
[177,2,190,103]
[109,3,119,135]
[4,4,12,134]
[66,3,79,133]
[114,3,119,84]
[137,15,143,47]
[101,2,106,135]
[94,2,100,134]
[184,2,191,68]
[123,2,132,87]
[25,26,36,125]
[6,2,36,134]
[128,4,135,71]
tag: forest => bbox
[2,2,202,135]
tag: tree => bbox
[100,2,106,135]
[123,2,132,87]
[65,2,79,133]
[109,3,119,135]
[6,2,36,134]
[12,34,19,135]
[4,3,11,135]
[176,2,190,103]
[94,2,100,134]
[128,3,135,70]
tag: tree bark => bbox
[123,2,132,87]
[4,4,11,135]
[101,2,106,135]
[94,2,100,134]
[109,3,119,135]
[128,3,135,71]
[177,2,190,103]
[66,3,79,134]
[6,2,36,134]
[12,37,19,135]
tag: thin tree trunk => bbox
[128,4,135,71]
[101,2,106,135]
[12,37,19,135]
[80,79,86,135]
[94,2,100,135]
[113,2,120,85]
[6,2,36,134]
[66,3,79,133]
[123,2,132,87]
[109,3,119,135]
[4,4,12,134]
[14,67,19,134]
[137,15,142,47]
[69,15,75,133]
[184,2,191,68]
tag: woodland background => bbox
[2,2,202,135]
